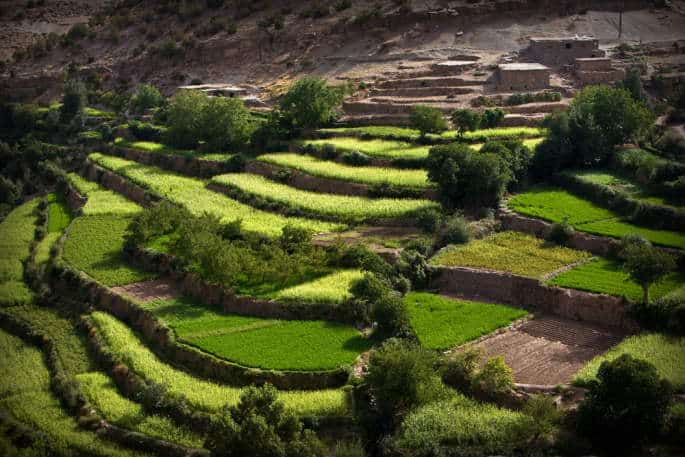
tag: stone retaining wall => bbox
[83,160,158,207]
[429,266,636,330]
[107,145,231,178]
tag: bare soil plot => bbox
[111,278,182,303]
[471,315,625,385]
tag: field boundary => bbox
[82,159,160,207]
[291,142,426,169]
[429,265,637,330]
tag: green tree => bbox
[410,105,448,138]
[200,96,254,151]
[280,77,343,131]
[205,385,325,457]
[60,77,86,123]
[577,354,672,451]
[450,108,481,137]
[426,143,511,208]
[130,83,164,113]
[164,89,206,149]
[622,244,675,304]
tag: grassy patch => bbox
[318,126,546,142]
[47,192,72,232]
[91,311,350,416]
[257,153,432,188]
[405,292,528,350]
[430,231,591,278]
[0,199,38,306]
[269,269,364,304]
[0,329,147,457]
[67,173,142,216]
[548,258,685,301]
[574,333,685,391]
[140,296,371,371]
[508,187,685,249]
[114,137,235,162]
[302,137,430,160]
[89,153,342,237]
[212,173,439,222]
[63,215,155,287]
[77,372,204,448]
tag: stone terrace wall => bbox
[105,145,231,178]
[82,160,158,207]
[429,266,637,330]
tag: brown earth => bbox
[469,315,626,385]
[111,278,181,303]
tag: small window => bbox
[510,86,514,90]
[565,43,572,49]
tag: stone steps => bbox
[368,96,469,105]
[376,76,487,89]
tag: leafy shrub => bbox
[622,244,676,303]
[397,250,429,289]
[60,78,86,124]
[436,213,470,247]
[480,108,505,129]
[505,90,561,105]
[479,140,533,190]
[129,84,164,113]
[280,77,344,131]
[450,108,480,136]
[410,105,447,137]
[577,354,673,451]
[334,0,352,11]
[630,286,685,335]
[153,39,184,59]
[127,120,165,142]
[372,294,414,339]
[415,207,443,233]
[547,217,574,245]
[427,143,511,209]
[441,348,481,393]
[340,150,371,166]
[472,356,514,395]
[350,273,392,304]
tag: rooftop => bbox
[499,63,550,71]
[178,83,248,92]
[530,36,597,43]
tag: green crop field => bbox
[140,295,371,371]
[89,153,342,236]
[212,173,439,222]
[114,138,235,162]
[548,258,685,301]
[508,187,685,249]
[302,137,430,160]
[63,215,154,287]
[269,269,364,304]
[77,372,204,448]
[574,170,685,211]
[257,153,432,188]
[0,199,39,306]
[67,173,142,216]
[430,231,591,278]
[91,311,350,416]
[405,292,528,350]
[0,329,146,457]
[574,333,685,391]
[318,126,546,142]
[35,193,74,267]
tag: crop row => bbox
[430,231,591,279]
[89,153,342,236]
[91,311,350,416]
[257,153,432,188]
[268,269,364,304]
[211,173,440,222]
[318,125,546,142]
[508,187,685,249]
[67,172,142,216]
[0,199,39,306]
[114,138,235,162]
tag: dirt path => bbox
[471,315,626,386]
[111,278,182,303]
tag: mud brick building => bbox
[528,36,605,65]
[497,63,551,90]
[575,57,625,85]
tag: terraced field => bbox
[508,187,685,249]
[91,311,351,416]
[318,126,546,142]
[35,193,72,267]
[0,199,39,306]
[269,269,364,304]
[257,153,432,188]
[211,173,439,222]
[67,172,141,216]
[114,138,235,162]
[430,231,591,278]
[89,152,343,236]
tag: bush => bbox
[0,176,20,205]
[340,150,371,166]
[128,120,165,142]
[577,354,673,451]
[415,207,443,233]
[372,294,414,339]
[129,84,164,113]
[441,348,481,393]
[396,250,429,289]
[436,214,470,247]
[427,143,511,209]
[280,77,344,131]
[622,244,676,304]
[410,105,447,137]
[334,0,352,11]
[472,356,514,395]
[60,77,87,124]
[506,90,562,105]
[450,108,480,136]
[479,140,533,190]
[656,129,685,161]
[630,287,685,335]
[480,108,505,129]
[350,273,392,304]
[547,217,574,245]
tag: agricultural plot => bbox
[405,292,528,350]
[318,126,546,142]
[574,170,685,212]
[0,329,145,457]
[114,138,235,162]
[548,258,685,302]
[269,269,364,304]
[257,153,432,188]
[0,199,39,306]
[574,333,685,391]
[36,193,74,267]
[430,231,591,278]
[140,296,371,371]
[91,311,350,416]
[302,137,430,160]
[89,153,342,236]
[211,173,440,222]
[508,187,685,249]
[67,173,142,216]
[63,215,155,287]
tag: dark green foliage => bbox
[129,84,164,113]
[279,224,312,254]
[334,0,352,11]
[426,143,511,209]
[436,213,470,247]
[472,356,514,395]
[415,207,443,233]
[547,217,574,246]
[127,120,165,142]
[340,150,371,166]
[60,78,86,124]
[441,348,481,394]
[205,384,325,457]
[450,108,480,136]
[372,295,413,340]
[0,175,20,205]
[410,105,447,137]
[656,129,685,162]
[280,77,344,131]
[479,140,533,190]
[397,250,429,289]
[480,108,505,129]
[630,287,685,335]
[577,354,673,451]
[622,244,676,304]
[618,67,645,101]
[505,90,562,105]
[350,273,392,305]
